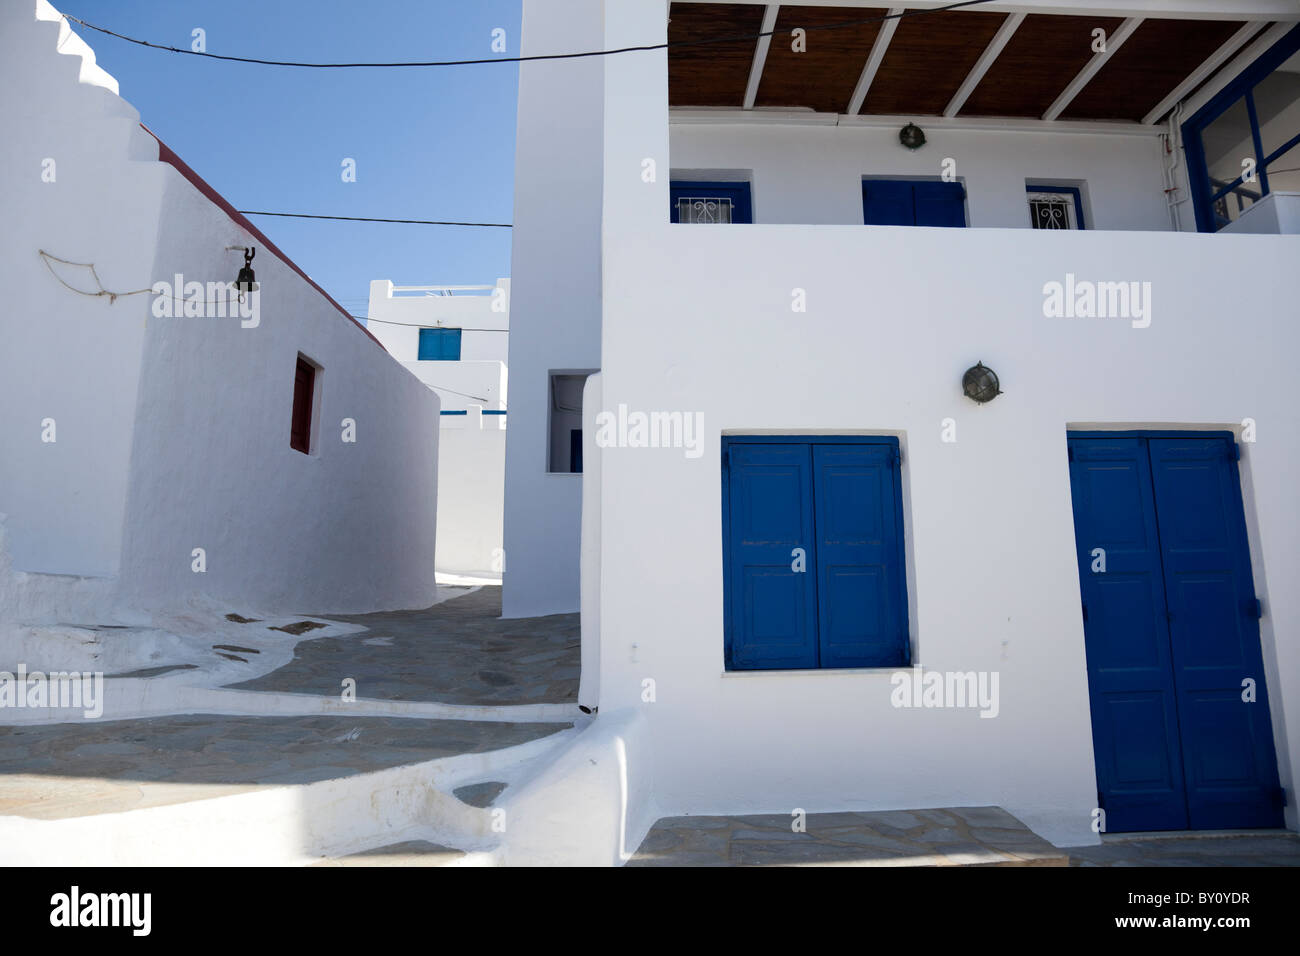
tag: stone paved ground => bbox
[628,807,1068,867]
[1069,832,1300,866]
[0,715,568,819]
[228,586,580,705]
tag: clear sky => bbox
[64,0,522,320]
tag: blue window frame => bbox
[1026,184,1086,229]
[417,327,462,361]
[670,180,753,223]
[721,435,910,671]
[1183,24,1300,232]
[862,179,967,227]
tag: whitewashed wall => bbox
[1,0,441,616]
[0,1,162,580]
[502,0,606,617]
[594,0,1300,848]
[435,410,507,576]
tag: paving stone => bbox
[0,715,570,819]
[228,587,578,705]
[629,807,1070,867]
[1068,833,1300,867]
[313,841,466,867]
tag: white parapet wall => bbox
[0,0,440,618]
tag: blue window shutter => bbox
[812,442,909,667]
[418,328,462,361]
[913,181,967,227]
[724,442,819,670]
[862,180,915,225]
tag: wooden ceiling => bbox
[667,2,1271,123]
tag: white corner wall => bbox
[595,0,1300,848]
[502,0,605,618]
[0,0,166,579]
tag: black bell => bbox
[234,247,258,293]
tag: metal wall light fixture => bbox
[899,122,926,150]
[233,247,258,294]
[962,361,1001,403]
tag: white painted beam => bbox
[670,107,1164,136]
[743,5,781,110]
[1140,20,1268,125]
[1042,17,1143,121]
[846,7,904,116]
[944,12,1026,117]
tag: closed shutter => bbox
[863,180,967,227]
[724,438,909,670]
[290,357,315,454]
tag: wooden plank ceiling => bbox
[667,2,1258,122]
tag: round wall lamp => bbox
[962,361,1001,404]
[899,122,926,150]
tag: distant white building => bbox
[368,280,510,577]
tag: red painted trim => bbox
[142,124,385,352]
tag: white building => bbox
[0,0,441,619]
[497,0,1300,862]
[367,280,510,577]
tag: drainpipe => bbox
[1163,102,1189,232]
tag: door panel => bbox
[725,443,819,669]
[812,444,907,667]
[1068,437,1188,831]
[1148,438,1283,829]
[1069,434,1283,832]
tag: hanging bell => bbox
[233,247,259,293]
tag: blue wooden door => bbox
[1147,437,1283,829]
[724,443,819,669]
[1068,436,1188,831]
[1068,434,1282,831]
[813,444,909,667]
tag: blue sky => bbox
[65,0,522,320]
